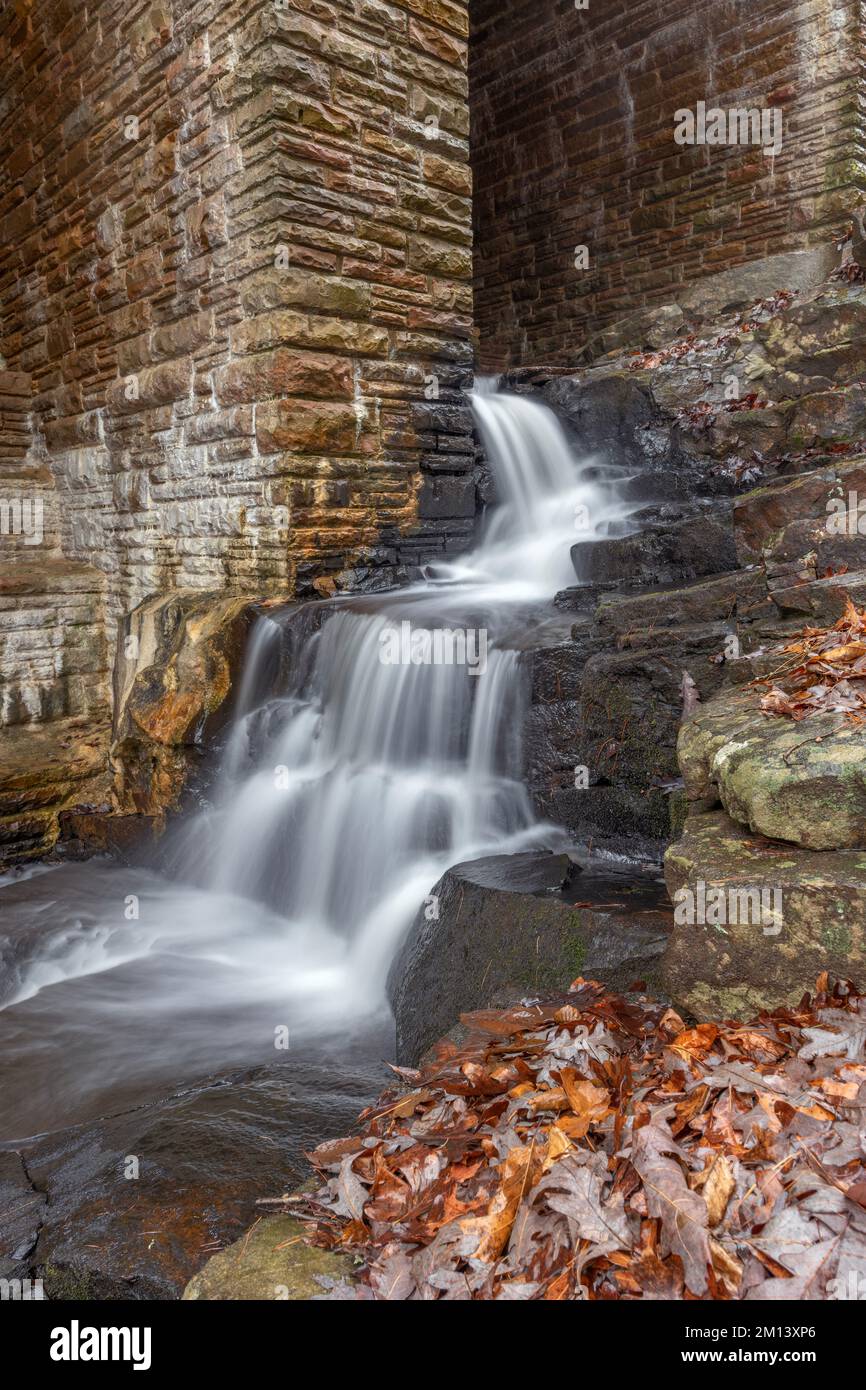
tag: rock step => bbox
[387,850,672,1066]
[571,505,737,587]
[663,809,866,1019]
[678,681,866,852]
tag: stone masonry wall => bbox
[0,0,473,716]
[0,0,472,859]
[472,0,863,369]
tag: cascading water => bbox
[165,380,632,1009]
[0,383,634,1142]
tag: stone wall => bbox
[471,0,863,369]
[0,0,473,626]
[0,0,472,858]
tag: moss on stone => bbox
[43,1263,94,1301]
[183,1215,355,1301]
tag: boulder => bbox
[663,809,866,1019]
[678,685,866,850]
[387,851,672,1065]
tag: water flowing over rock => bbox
[165,383,637,1016]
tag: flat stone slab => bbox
[679,684,866,850]
[593,569,764,639]
[664,810,866,1019]
[387,851,672,1065]
[183,1215,354,1301]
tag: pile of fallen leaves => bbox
[756,598,866,724]
[280,974,866,1300]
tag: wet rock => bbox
[539,374,679,473]
[522,559,763,856]
[0,1150,46,1279]
[417,475,476,520]
[571,508,736,586]
[9,1045,385,1300]
[56,810,162,863]
[387,851,672,1065]
[663,809,866,1019]
[678,685,866,851]
[524,614,731,856]
[593,569,765,640]
[182,1214,355,1301]
[112,591,263,818]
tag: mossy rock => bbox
[182,1215,355,1301]
[679,685,866,850]
[663,809,866,1018]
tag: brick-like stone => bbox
[215,350,353,405]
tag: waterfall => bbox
[165,381,631,1014]
[1,383,632,1036]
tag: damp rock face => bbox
[111,591,263,820]
[663,810,866,1020]
[473,0,850,371]
[387,851,672,1065]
